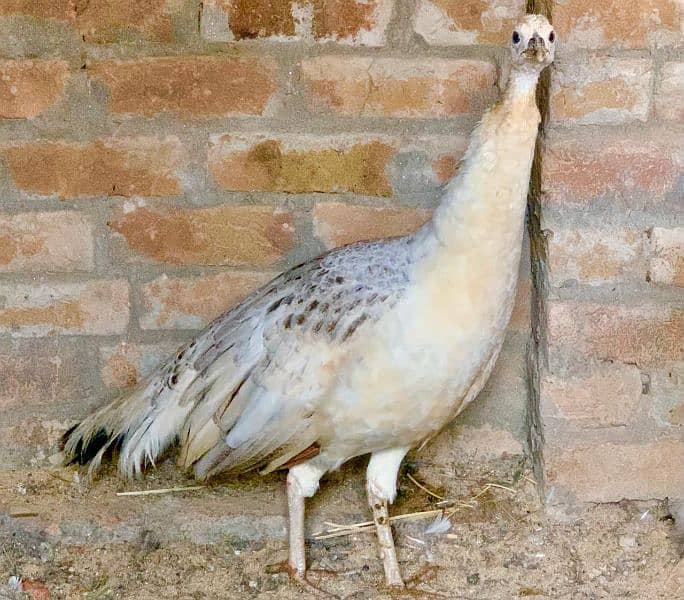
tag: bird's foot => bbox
[404,564,439,587]
[390,565,446,598]
[266,560,341,598]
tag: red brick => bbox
[546,228,643,286]
[0,280,129,336]
[541,363,643,428]
[656,62,684,122]
[0,59,69,119]
[101,342,177,388]
[547,301,683,367]
[546,439,684,503]
[554,0,681,49]
[311,0,394,45]
[409,135,468,184]
[0,211,93,273]
[4,137,183,199]
[140,271,272,330]
[413,0,526,45]
[313,202,431,248]
[301,57,497,118]
[209,134,396,196]
[648,227,684,287]
[550,56,652,125]
[77,0,181,43]
[0,339,94,412]
[201,0,393,46]
[109,203,294,267]
[202,0,296,41]
[542,131,681,206]
[89,56,278,117]
[0,0,75,22]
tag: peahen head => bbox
[510,14,555,70]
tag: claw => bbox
[266,560,341,598]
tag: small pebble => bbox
[467,573,480,585]
[619,535,636,549]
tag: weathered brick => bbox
[554,0,681,49]
[382,135,469,191]
[301,57,497,118]
[542,131,681,206]
[313,202,431,248]
[201,0,296,41]
[0,339,94,413]
[550,56,652,125]
[89,56,278,118]
[201,0,393,46]
[0,280,129,336]
[209,134,396,196]
[541,363,643,428]
[101,342,177,389]
[407,135,468,184]
[0,211,93,273]
[546,228,643,286]
[311,0,395,45]
[4,137,183,199]
[110,202,294,266]
[77,0,181,43]
[546,439,684,503]
[547,301,683,367]
[648,227,684,287]
[0,59,69,119]
[413,0,526,45]
[140,271,272,330]
[656,62,684,122]
[0,418,68,466]
[650,364,684,428]
[0,0,75,22]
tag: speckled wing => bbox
[173,237,415,479]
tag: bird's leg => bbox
[287,469,307,578]
[286,463,329,595]
[366,447,410,588]
[368,486,404,587]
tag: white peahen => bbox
[62,14,556,589]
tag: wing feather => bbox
[176,237,414,478]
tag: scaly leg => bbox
[287,469,307,578]
[286,463,331,596]
[366,447,410,588]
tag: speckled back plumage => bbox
[63,235,421,478]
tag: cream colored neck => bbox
[421,67,541,257]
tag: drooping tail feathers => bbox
[62,364,198,479]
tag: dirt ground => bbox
[1,455,682,600]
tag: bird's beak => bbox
[524,33,547,62]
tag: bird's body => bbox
[63,13,555,590]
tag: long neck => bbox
[421,67,541,254]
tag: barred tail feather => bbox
[62,365,198,479]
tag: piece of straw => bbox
[116,485,205,496]
[406,473,445,500]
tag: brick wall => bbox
[530,0,684,505]
[0,1,680,507]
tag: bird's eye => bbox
[512,31,520,44]
[549,31,555,43]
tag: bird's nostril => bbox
[527,34,544,50]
